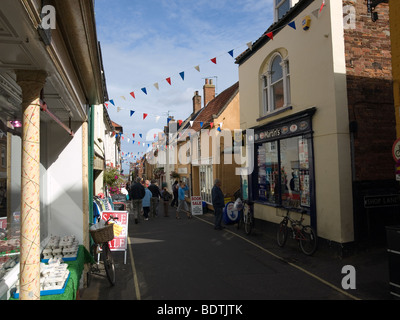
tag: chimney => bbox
[203,78,215,107]
[193,90,201,114]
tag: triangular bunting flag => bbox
[166,77,172,85]
[121,96,126,100]
[217,127,221,132]
[211,57,217,64]
[139,134,142,138]
[200,122,204,128]
[130,110,135,117]
[130,92,135,99]
[179,72,185,81]
[117,107,122,112]
[110,99,115,106]
[210,122,214,128]
[143,113,148,120]
[178,120,183,126]
[288,21,296,30]
[141,87,147,95]
[132,140,135,144]
[246,42,253,50]
[132,133,135,138]
[154,82,159,90]
[190,121,194,127]
[228,49,234,57]
[319,0,325,13]
[312,9,319,18]
[167,118,172,124]
[194,65,200,72]
[266,32,274,40]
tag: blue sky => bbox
[94,0,274,172]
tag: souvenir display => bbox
[41,235,79,262]
[14,258,70,297]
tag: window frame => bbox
[261,53,291,115]
[274,0,292,22]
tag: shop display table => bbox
[10,245,93,300]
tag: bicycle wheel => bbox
[277,220,288,247]
[101,243,116,286]
[244,213,253,235]
[299,225,317,256]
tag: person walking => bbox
[212,179,225,230]
[129,177,145,224]
[161,187,172,217]
[170,180,179,208]
[148,179,162,217]
[176,182,191,219]
[142,186,152,221]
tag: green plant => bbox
[104,168,124,195]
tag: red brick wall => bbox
[344,0,395,181]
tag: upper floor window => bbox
[275,0,299,21]
[275,0,290,20]
[262,53,291,114]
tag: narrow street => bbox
[80,205,391,303]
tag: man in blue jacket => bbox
[212,179,225,230]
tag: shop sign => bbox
[255,119,311,143]
[191,196,203,216]
[102,211,129,263]
[364,194,400,208]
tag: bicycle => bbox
[276,208,317,256]
[236,200,254,235]
[88,215,119,286]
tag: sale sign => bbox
[101,211,129,264]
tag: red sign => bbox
[393,138,400,162]
[101,211,128,251]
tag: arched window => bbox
[262,53,290,114]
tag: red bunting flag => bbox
[178,120,183,126]
[132,133,135,138]
[130,91,135,99]
[210,122,214,128]
[166,77,172,85]
[266,32,274,40]
[211,57,217,64]
[143,113,148,120]
[319,0,325,13]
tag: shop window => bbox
[262,54,291,115]
[254,135,311,209]
[256,141,279,204]
[200,165,213,203]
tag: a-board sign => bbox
[102,211,129,264]
[191,196,203,216]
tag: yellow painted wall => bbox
[238,1,354,243]
[390,1,400,138]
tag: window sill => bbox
[257,106,292,122]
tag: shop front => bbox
[248,108,316,229]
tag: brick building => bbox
[236,0,399,254]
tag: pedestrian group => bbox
[128,177,225,230]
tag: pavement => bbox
[79,203,397,302]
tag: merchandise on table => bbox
[41,235,79,262]
[14,258,70,297]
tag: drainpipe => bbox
[88,105,95,226]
